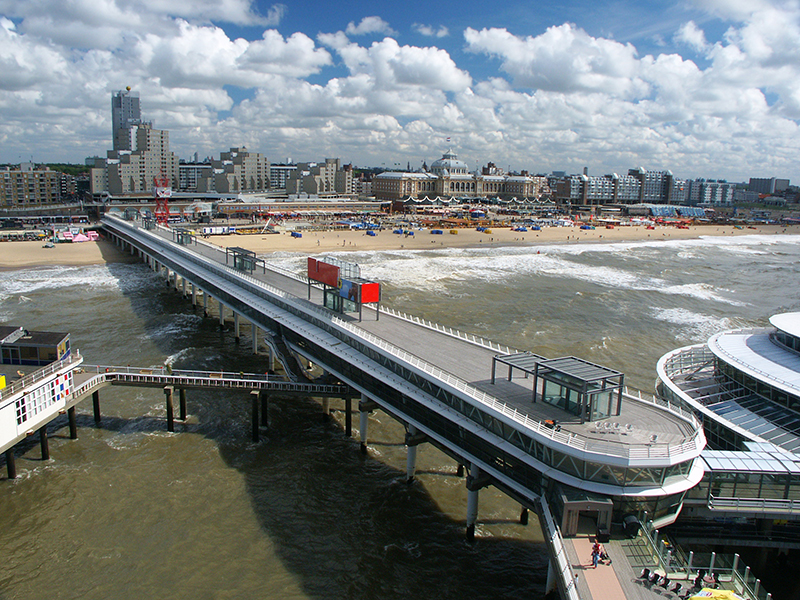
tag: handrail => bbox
[0,351,83,404]
[539,496,581,600]
[104,215,706,462]
[709,494,800,513]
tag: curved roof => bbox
[431,148,468,174]
[709,328,800,397]
[770,312,800,338]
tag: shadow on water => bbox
[2,256,549,599]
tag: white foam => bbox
[0,263,154,303]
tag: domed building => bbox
[430,149,469,176]
[372,148,550,205]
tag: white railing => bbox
[0,351,82,405]
[105,216,705,462]
[539,496,581,600]
[709,495,800,514]
[378,305,517,355]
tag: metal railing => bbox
[709,494,800,514]
[644,522,772,600]
[0,351,83,405]
[538,496,581,600]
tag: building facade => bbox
[101,124,179,195]
[111,88,143,152]
[373,150,550,202]
[286,158,354,197]
[198,147,270,193]
[1,164,75,208]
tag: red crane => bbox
[153,172,172,224]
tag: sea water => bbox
[0,234,798,599]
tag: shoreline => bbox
[0,224,795,270]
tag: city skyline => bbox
[1,0,799,182]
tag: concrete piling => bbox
[68,406,77,439]
[164,386,174,432]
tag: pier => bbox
[2,213,714,600]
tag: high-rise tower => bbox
[111,87,141,151]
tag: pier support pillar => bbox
[456,463,464,477]
[39,427,50,461]
[358,395,377,455]
[92,391,101,424]
[179,388,187,421]
[322,398,330,422]
[234,313,240,342]
[191,284,197,309]
[520,507,529,525]
[68,406,77,439]
[260,391,269,428]
[203,291,208,317]
[405,425,419,484]
[4,449,16,479]
[251,391,260,442]
[182,278,187,298]
[252,324,259,354]
[345,397,352,437]
[466,464,483,543]
[164,386,174,433]
[219,299,225,329]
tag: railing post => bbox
[732,553,739,576]
[709,551,716,573]
[688,550,693,570]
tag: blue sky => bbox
[1,0,799,182]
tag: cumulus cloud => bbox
[464,24,649,99]
[675,21,709,52]
[345,16,396,37]
[413,23,449,38]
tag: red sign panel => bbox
[360,282,381,303]
[308,257,340,287]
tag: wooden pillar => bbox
[68,406,77,439]
[251,391,260,442]
[321,397,330,422]
[179,388,187,421]
[164,386,174,433]
[4,449,16,479]
[345,397,352,437]
[39,427,50,461]
[92,390,101,424]
[260,391,269,428]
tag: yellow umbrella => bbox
[690,589,746,600]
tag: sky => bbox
[1,0,799,183]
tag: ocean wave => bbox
[650,308,741,339]
[0,263,154,303]
[140,314,204,341]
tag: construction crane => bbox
[153,172,172,224]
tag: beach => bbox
[0,223,793,269]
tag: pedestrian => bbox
[591,542,601,568]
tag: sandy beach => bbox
[205,222,794,255]
[0,223,794,270]
[0,238,140,270]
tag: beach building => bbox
[373,149,549,203]
[0,327,70,367]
